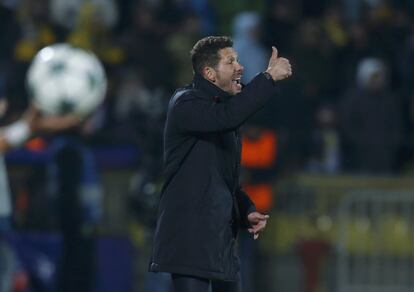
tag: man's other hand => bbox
[247,211,269,240]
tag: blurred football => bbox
[26,43,107,116]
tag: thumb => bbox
[271,46,278,59]
[252,213,269,221]
[259,214,270,221]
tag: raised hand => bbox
[265,46,292,81]
[25,105,83,133]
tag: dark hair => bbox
[190,36,233,75]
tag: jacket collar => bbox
[192,73,232,102]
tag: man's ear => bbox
[202,67,216,83]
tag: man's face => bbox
[212,48,244,95]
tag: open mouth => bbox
[232,77,241,85]
[231,77,242,92]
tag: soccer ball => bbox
[26,43,107,116]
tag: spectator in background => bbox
[50,0,118,33]
[308,105,341,174]
[230,9,284,131]
[13,0,59,61]
[239,123,278,292]
[364,2,403,61]
[120,2,175,92]
[341,0,364,23]
[0,4,20,105]
[212,0,265,35]
[186,0,217,35]
[322,4,349,51]
[292,19,336,105]
[66,0,125,66]
[340,58,403,173]
[262,0,299,57]
[0,97,12,229]
[45,119,102,292]
[232,11,268,84]
[166,12,203,88]
[0,107,90,292]
[240,125,278,210]
[321,4,350,97]
[0,95,13,292]
[114,67,166,180]
[7,0,62,111]
[395,23,414,168]
[339,22,374,88]
[113,66,170,292]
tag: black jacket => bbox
[149,72,278,281]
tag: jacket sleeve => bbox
[171,73,277,133]
[235,185,256,228]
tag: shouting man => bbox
[149,36,292,292]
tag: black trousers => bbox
[56,146,95,292]
[172,274,241,292]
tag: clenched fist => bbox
[265,46,292,81]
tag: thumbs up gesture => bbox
[265,46,292,81]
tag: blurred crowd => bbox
[2,0,414,180]
[2,1,414,291]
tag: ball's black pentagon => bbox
[87,71,98,90]
[50,61,67,74]
[58,98,76,114]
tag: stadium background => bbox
[1,0,414,291]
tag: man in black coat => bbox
[149,36,292,292]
